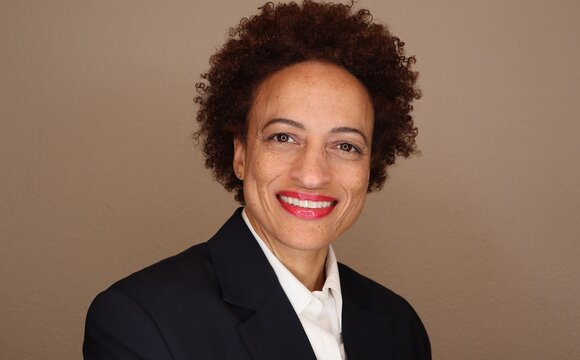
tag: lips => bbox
[276,191,337,219]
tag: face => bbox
[233,61,374,256]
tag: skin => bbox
[233,61,374,291]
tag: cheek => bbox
[341,163,371,194]
[247,153,284,187]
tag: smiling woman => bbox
[83,1,428,359]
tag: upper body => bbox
[83,209,430,360]
[85,1,428,359]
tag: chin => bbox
[282,230,336,251]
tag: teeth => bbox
[279,195,333,209]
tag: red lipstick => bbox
[276,191,337,219]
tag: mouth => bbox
[276,191,337,219]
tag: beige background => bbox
[1,0,579,359]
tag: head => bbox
[194,1,420,246]
[195,1,420,204]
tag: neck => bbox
[246,208,328,291]
[243,209,329,291]
[271,245,328,291]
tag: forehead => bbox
[249,61,374,132]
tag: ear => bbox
[233,136,246,180]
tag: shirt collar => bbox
[321,245,342,329]
[242,208,343,331]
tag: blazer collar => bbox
[339,263,395,360]
[207,208,317,360]
[206,208,277,309]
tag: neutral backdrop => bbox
[1,0,579,359]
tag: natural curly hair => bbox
[194,0,420,204]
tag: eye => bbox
[270,133,295,143]
[336,143,360,153]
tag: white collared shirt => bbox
[242,209,346,360]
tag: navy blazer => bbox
[83,208,431,359]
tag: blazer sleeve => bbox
[83,288,174,360]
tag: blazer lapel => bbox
[340,264,395,360]
[238,288,317,360]
[207,208,317,360]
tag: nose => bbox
[290,144,332,189]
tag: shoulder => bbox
[87,241,222,328]
[83,243,222,359]
[111,242,214,295]
[338,262,412,311]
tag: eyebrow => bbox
[262,118,305,131]
[262,118,369,145]
[330,126,369,146]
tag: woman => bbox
[84,1,430,359]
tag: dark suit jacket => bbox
[83,208,430,359]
